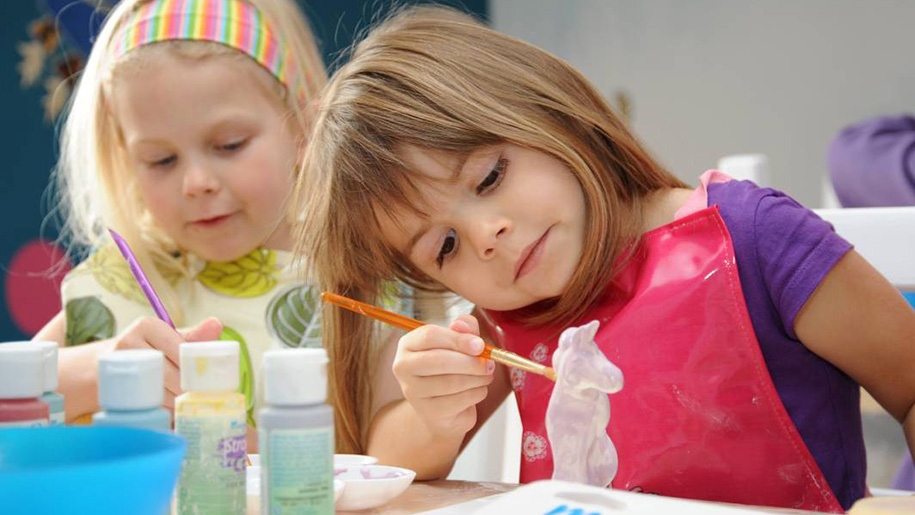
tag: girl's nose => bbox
[182,163,221,197]
[472,218,511,260]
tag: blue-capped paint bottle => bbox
[92,349,170,432]
[259,348,335,514]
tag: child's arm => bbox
[366,314,510,480]
[32,312,222,422]
[795,250,915,460]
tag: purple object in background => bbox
[892,457,915,491]
[107,229,176,329]
[827,114,915,207]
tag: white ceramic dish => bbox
[334,453,379,469]
[334,479,345,502]
[334,465,416,511]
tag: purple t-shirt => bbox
[707,180,862,509]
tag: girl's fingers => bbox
[406,373,495,399]
[164,360,181,397]
[163,390,175,412]
[401,325,485,356]
[399,348,492,377]
[181,317,223,342]
[421,386,490,420]
[121,318,184,366]
[450,314,480,336]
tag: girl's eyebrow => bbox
[400,150,479,257]
[448,153,472,182]
[406,221,432,257]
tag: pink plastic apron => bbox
[482,171,844,512]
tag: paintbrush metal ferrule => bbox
[488,347,557,381]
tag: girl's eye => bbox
[149,155,176,168]
[218,139,248,152]
[476,158,508,194]
[436,229,458,268]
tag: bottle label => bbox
[261,426,334,514]
[49,411,65,426]
[0,418,48,428]
[176,413,247,514]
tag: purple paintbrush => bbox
[108,228,176,329]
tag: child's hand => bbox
[393,314,496,438]
[108,316,223,411]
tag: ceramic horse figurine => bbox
[545,320,624,487]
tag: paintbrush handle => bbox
[321,292,555,381]
[109,229,176,329]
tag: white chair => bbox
[814,206,915,289]
[717,153,770,187]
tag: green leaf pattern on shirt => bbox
[198,249,277,298]
[220,325,255,428]
[65,296,116,346]
[266,284,322,348]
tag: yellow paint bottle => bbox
[175,341,246,514]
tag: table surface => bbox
[246,480,823,514]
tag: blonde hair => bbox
[54,0,326,325]
[294,5,685,453]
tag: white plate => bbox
[334,479,345,502]
[334,453,379,469]
[334,465,416,511]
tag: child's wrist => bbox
[59,341,106,422]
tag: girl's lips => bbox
[515,227,551,281]
[191,213,234,227]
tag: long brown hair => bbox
[293,5,685,453]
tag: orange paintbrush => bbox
[321,292,557,381]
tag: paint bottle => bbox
[0,343,49,427]
[175,341,246,515]
[259,348,334,514]
[92,349,170,432]
[33,341,65,425]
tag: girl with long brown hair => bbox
[296,6,915,511]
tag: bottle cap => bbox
[0,343,45,399]
[33,341,59,393]
[98,349,164,410]
[180,341,239,393]
[263,348,328,405]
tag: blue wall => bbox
[0,0,486,340]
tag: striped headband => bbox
[112,0,304,103]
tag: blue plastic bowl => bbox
[0,426,186,515]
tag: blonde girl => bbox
[34,0,327,435]
[297,6,915,512]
